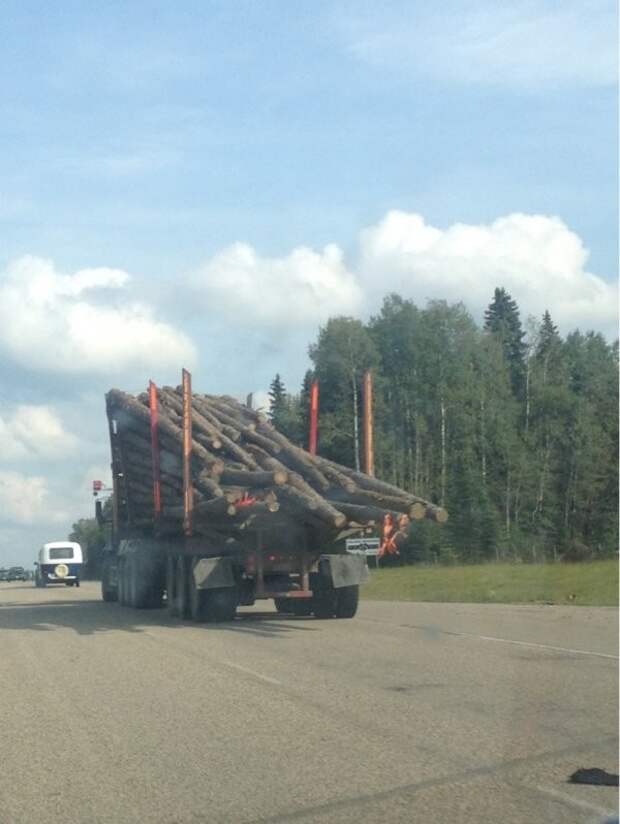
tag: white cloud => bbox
[0,256,197,374]
[0,470,68,526]
[358,210,618,336]
[186,211,616,338]
[337,1,617,90]
[189,242,363,330]
[0,405,79,461]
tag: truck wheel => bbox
[312,590,336,619]
[117,558,127,605]
[291,600,313,617]
[166,556,178,616]
[189,562,207,622]
[335,585,359,618]
[274,598,293,614]
[101,559,118,602]
[204,588,237,622]
[175,556,190,619]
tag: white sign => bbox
[346,537,380,557]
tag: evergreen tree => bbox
[268,374,287,424]
[268,373,301,442]
[484,287,527,397]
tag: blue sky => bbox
[0,0,617,563]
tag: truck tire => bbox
[118,558,127,605]
[203,588,237,622]
[312,590,336,619]
[274,598,293,614]
[166,556,178,616]
[189,561,207,622]
[291,600,313,617]
[101,559,118,602]
[130,550,164,609]
[175,556,190,619]
[335,585,359,618]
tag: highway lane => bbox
[0,582,617,824]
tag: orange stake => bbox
[148,381,162,519]
[182,368,193,536]
[309,380,319,455]
[363,370,374,476]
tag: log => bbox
[330,501,403,525]
[311,456,356,494]
[219,468,287,488]
[191,396,242,442]
[160,388,224,450]
[254,423,330,490]
[326,488,424,520]
[108,390,224,475]
[165,497,237,520]
[277,485,346,529]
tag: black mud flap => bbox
[319,554,369,589]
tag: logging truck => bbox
[99,371,446,622]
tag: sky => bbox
[0,0,617,565]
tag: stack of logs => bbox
[106,386,448,540]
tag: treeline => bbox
[268,289,619,564]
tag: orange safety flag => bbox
[379,513,399,559]
[235,492,258,508]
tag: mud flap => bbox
[320,554,369,589]
[193,557,235,590]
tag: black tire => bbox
[291,599,313,617]
[166,556,178,617]
[75,579,80,588]
[203,587,237,622]
[189,561,208,622]
[335,585,359,618]
[101,560,117,602]
[175,556,190,619]
[118,558,128,606]
[65,581,74,587]
[274,598,293,614]
[312,591,336,619]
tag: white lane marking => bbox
[391,621,619,660]
[441,629,619,661]
[535,784,617,817]
[221,660,282,686]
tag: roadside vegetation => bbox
[362,560,619,607]
[267,288,618,565]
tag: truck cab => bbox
[36,542,83,587]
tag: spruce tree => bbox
[484,287,527,397]
[268,374,287,429]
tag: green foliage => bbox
[268,374,301,443]
[68,517,106,578]
[484,287,527,397]
[309,317,379,467]
[362,560,619,606]
[301,291,618,564]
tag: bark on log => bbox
[108,390,224,475]
[277,485,346,529]
[219,468,287,487]
[254,423,330,490]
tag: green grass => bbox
[362,559,619,606]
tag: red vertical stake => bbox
[363,370,374,476]
[182,369,193,536]
[309,380,319,455]
[149,381,162,519]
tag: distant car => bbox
[0,568,8,582]
[7,566,27,582]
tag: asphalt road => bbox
[0,582,617,824]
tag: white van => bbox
[36,542,83,587]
